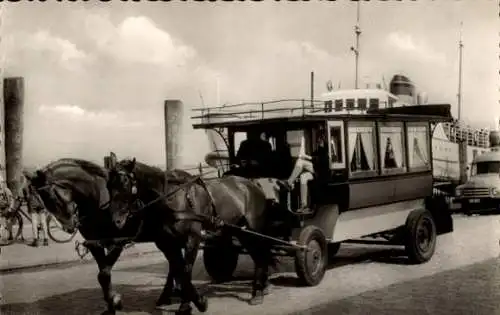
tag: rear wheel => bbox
[0,212,23,246]
[203,240,239,283]
[404,209,437,264]
[46,214,77,244]
[294,225,328,286]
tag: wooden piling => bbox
[164,100,184,171]
[3,77,24,193]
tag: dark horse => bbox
[106,155,277,314]
[29,158,180,315]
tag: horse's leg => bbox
[155,232,207,314]
[235,234,270,306]
[183,231,207,313]
[155,239,177,307]
[88,244,124,315]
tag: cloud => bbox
[85,14,196,67]
[38,104,147,128]
[4,30,88,72]
[386,31,446,64]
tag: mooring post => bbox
[164,100,184,171]
[3,77,24,193]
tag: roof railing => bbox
[191,98,374,125]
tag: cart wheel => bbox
[47,214,77,244]
[0,212,23,246]
[203,242,239,283]
[404,209,437,264]
[294,225,328,286]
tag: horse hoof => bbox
[248,294,264,306]
[263,286,271,296]
[194,295,208,312]
[175,304,193,315]
[100,310,116,315]
[111,293,123,311]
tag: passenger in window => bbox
[384,137,398,168]
[236,131,273,177]
[280,127,328,212]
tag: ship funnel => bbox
[390,74,416,105]
[489,130,500,151]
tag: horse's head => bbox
[30,170,79,234]
[106,153,140,229]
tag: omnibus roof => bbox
[191,102,453,129]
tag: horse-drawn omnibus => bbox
[192,100,454,287]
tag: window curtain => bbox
[415,130,429,164]
[348,129,358,168]
[360,132,374,170]
[408,127,429,167]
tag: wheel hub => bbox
[416,218,432,252]
[306,240,323,275]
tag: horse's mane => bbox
[119,159,195,191]
[43,158,108,180]
[120,160,166,190]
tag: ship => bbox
[320,74,492,186]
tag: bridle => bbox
[36,180,109,231]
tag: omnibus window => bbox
[407,123,431,171]
[286,130,306,158]
[473,161,500,175]
[347,122,377,175]
[329,126,343,163]
[233,131,247,153]
[379,122,406,174]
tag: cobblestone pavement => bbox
[1,213,500,315]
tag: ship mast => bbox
[350,1,361,89]
[457,22,464,121]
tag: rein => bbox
[130,174,217,222]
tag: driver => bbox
[235,131,273,177]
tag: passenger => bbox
[0,176,14,241]
[236,131,273,177]
[9,171,49,247]
[281,127,328,212]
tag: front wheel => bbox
[294,225,328,286]
[0,212,23,246]
[46,214,77,244]
[404,209,437,264]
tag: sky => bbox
[0,0,498,168]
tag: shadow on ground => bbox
[117,244,411,287]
